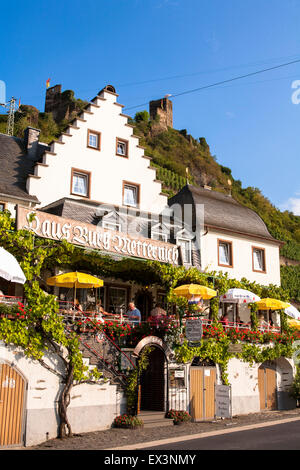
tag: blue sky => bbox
[1,0,300,213]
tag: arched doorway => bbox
[140,346,166,411]
[190,357,217,421]
[134,289,153,322]
[258,361,277,410]
[0,361,27,447]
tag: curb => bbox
[105,416,300,450]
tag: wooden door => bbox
[258,363,277,410]
[0,363,26,447]
[190,367,216,421]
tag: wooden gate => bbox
[0,362,26,447]
[190,366,216,421]
[258,362,277,410]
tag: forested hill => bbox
[2,100,300,270]
[130,111,300,264]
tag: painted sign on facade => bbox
[16,206,179,264]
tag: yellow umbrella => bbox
[47,272,104,306]
[47,272,104,288]
[255,298,290,310]
[173,284,217,300]
[288,318,300,330]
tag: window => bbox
[177,238,191,264]
[108,287,127,315]
[71,169,90,198]
[87,129,101,150]
[218,240,233,267]
[152,231,168,242]
[116,138,128,157]
[252,247,266,272]
[103,221,121,232]
[0,203,6,212]
[123,182,140,207]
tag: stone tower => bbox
[149,97,173,134]
[44,85,82,123]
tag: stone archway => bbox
[133,336,171,413]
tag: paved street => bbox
[142,419,300,450]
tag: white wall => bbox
[0,342,123,447]
[27,89,168,215]
[201,228,281,286]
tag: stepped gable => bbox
[169,184,282,243]
[27,84,168,212]
[0,133,39,203]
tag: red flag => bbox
[46,78,50,88]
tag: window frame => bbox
[122,181,140,208]
[252,246,266,273]
[176,237,192,265]
[0,202,7,212]
[87,129,101,151]
[217,239,233,268]
[70,168,91,199]
[103,220,121,232]
[116,138,129,158]
[151,231,168,242]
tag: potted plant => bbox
[113,414,144,429]
[172,410,192,425]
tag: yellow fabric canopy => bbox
[255,298,290,310]
[173,284,217,300]
[288,318,300,330]
[46,272,104,288]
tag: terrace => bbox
[0,295,291,349]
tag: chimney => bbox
[24,127,41,159]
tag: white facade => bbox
[0,341,125,447]
[26,88,168,214]
[200,228,281,286]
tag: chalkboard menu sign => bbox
[215,384,232,419]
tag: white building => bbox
[169,184,282,286]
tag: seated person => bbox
[126,302,141,325]
[258,312,268,328]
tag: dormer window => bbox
[152,231,168,242]
[123,182,139,207]
[71,168,90,198]
[87,129,101,150]
[151,223,169,242]
[103,221,121,232]
[177,238,192,264]
[116,138,128,157]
